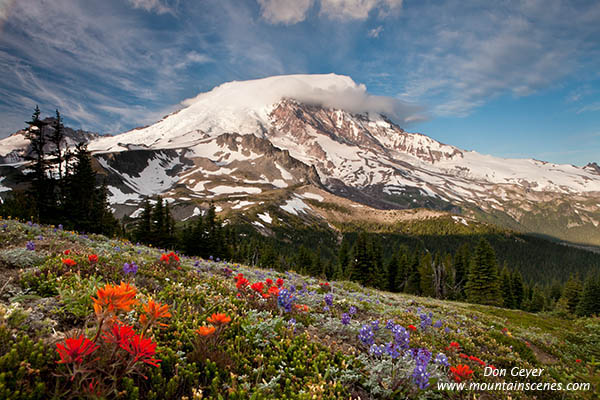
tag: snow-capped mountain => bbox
[1,74,599,245]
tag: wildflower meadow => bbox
[0,217,598,399]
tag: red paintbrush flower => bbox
[236,277,249,289]
[276,278,284,287]
[102,323,136,345]
[207,313,231,325]
[407,324,417,331]
[139,299,172,328]
[88,254,98,263]
[265,278,273,286]
[56,335,99,364]
[120,333,161,367]
[251,282,264,293]
[450,364,473,382]
[91,282,138,318]
[62,258,76,267]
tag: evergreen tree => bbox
[387,251,400,292]
[419,252,434,297]
[371,236,386,289]
[24,106,51,220]
[151,198,164,246]
[529,286,546,313]
[511,270,525,309]
[338,236,350,277]
[465,239,502,306]
[350,232,372,286]
[295,245,314,274]
[453,244,470,299]
[50,110,66,181]
[560,275,583,314]
[404,249,421,295]
[64,143,115,234]
[500,266,514,308]
[135,198,153,244]
[394,246,411,293]
[576,275,600,317]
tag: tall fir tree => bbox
[404,249,422,295]
[576,275,600,317]
[465,239,502,306]
[50,110,66,181]
[500,266,515,308]
[350,232,372,286]
[24,106,51,221]
[419,252,434,297]
[560,275,583,314]
[511,270,525,309]
[453,243,470,299]
[64,143,115,234]
[135,198,153,244]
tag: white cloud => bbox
[181,73,424,125]
[258,0,313,24]
[320,0,402,20]
[368,25,383,38]
[126,0,174,15]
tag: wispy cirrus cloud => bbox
[398,0,600,116]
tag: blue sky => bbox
[0,0,599,165]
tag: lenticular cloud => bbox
[181,73,424,125]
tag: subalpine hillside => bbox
[0,218,598,399]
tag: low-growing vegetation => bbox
[0,217,598,399]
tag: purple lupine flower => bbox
[26,241,35,251]
[27,221,33,226]
[413,348,432,367]
[412,364,430,389]
[37,235,43,240]
[358,324,375,346]
[289,284,296,293]
[385,341,400,359]
[323,306,330,312]
[369,344,385,357]
[434,353,449,367]
[341,313,351,326]
[209,255,214,261]
[58,224,63,230]
[444,327,451,334]
[392,324,410,349]
[123,261,138,275]
[277,289,295,312]
[419,312,432,330]
[349,306,357,315]
[324,293,333,307]
[371,320,380,331]
[386,319,395,330]
[433,320,443,328]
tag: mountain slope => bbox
[0,74,599,245]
